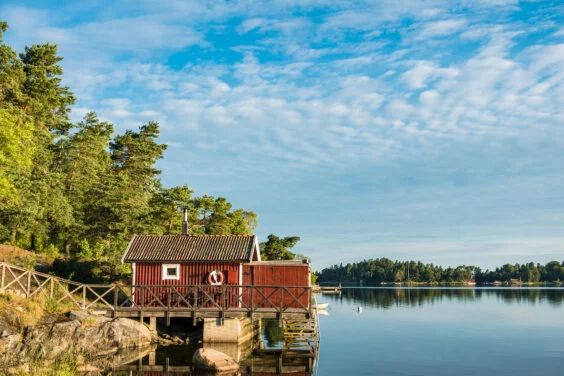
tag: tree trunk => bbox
[10,228,16,245]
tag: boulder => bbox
[192,348,239,373]
[23,313,152,360]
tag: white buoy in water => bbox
[357,306,362,313]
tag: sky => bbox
[2,0,563,271]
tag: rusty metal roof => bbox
[122,235,258,263]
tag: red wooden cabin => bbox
[121,233,311,310]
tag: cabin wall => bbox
[242,263,310,309]
[134,262,239,285]
[241,264,310,286]
[134,262,240,307]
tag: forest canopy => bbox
[0,23,263,275]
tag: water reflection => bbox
[325,287,564,309]
[111,319,316,376]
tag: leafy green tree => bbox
[55,112,114,254]
[108,122,167,235]
[149,185,194,234]
[0,23,74,248]
[189,195,257,235]
[259,234,300,260]
[0,110,34,205]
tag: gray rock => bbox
[192,348,239,372]
[23,314,152,360]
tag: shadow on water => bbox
[325,287,564,309]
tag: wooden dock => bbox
[313,284,341,294]
[0,262,313,322]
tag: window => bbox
[162,264,180,280]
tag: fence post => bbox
[192,286,198,326]
[221,285,226,315]
[308,287,312,317]
[113,285,118,318]
[26,271,31,297]
[1,264,5,291]
[166,286,171,326]
[82,286,86,309]
[50,278,54,299]
[251,287,254,316]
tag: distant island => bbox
[317,258,564,286]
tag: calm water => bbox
[316,288,564,376]
[119,288,564,375]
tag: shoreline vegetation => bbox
[317,258,564,286]
[0,22,304,286]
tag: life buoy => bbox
[207,270,225,285]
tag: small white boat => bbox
[314,303,329,310]
[317,309,329,316]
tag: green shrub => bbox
[44,244,59,258]
[77,239,92,259]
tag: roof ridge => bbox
[123,233,256,262]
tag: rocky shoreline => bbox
[1,307,155,374]
[0,290,242,375]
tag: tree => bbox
[149,185,194,235]
[0,23,74,249]
[0,22,268,280]
[108,121,168,235]
[0,110,34,205]
[55,112,114,254]
[189,195,257,235]
[259,234,300,260]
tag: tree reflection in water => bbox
[324,288,564,309]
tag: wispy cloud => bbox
[2,0,564,268]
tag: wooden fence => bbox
[0,262,312,321]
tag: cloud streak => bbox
[2,0,564,268]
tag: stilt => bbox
[149,316,157,333]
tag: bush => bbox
[44,244,59,258]
[77,239,92,259]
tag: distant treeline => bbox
[317,258,564,284]
[326,288,564,309]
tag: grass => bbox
[0,292,74,334]
[81,316,98,328]
[0,292,43,332]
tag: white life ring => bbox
[207,270,225,285]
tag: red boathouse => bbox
[121,232,311,310]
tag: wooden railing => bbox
[0,262,312,319]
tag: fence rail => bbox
[0,262,312,320]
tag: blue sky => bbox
[2,0,563,271]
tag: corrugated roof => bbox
[122,235,258,262]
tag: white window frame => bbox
[162,264,180,280]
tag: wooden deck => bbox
[0,262,313,321]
